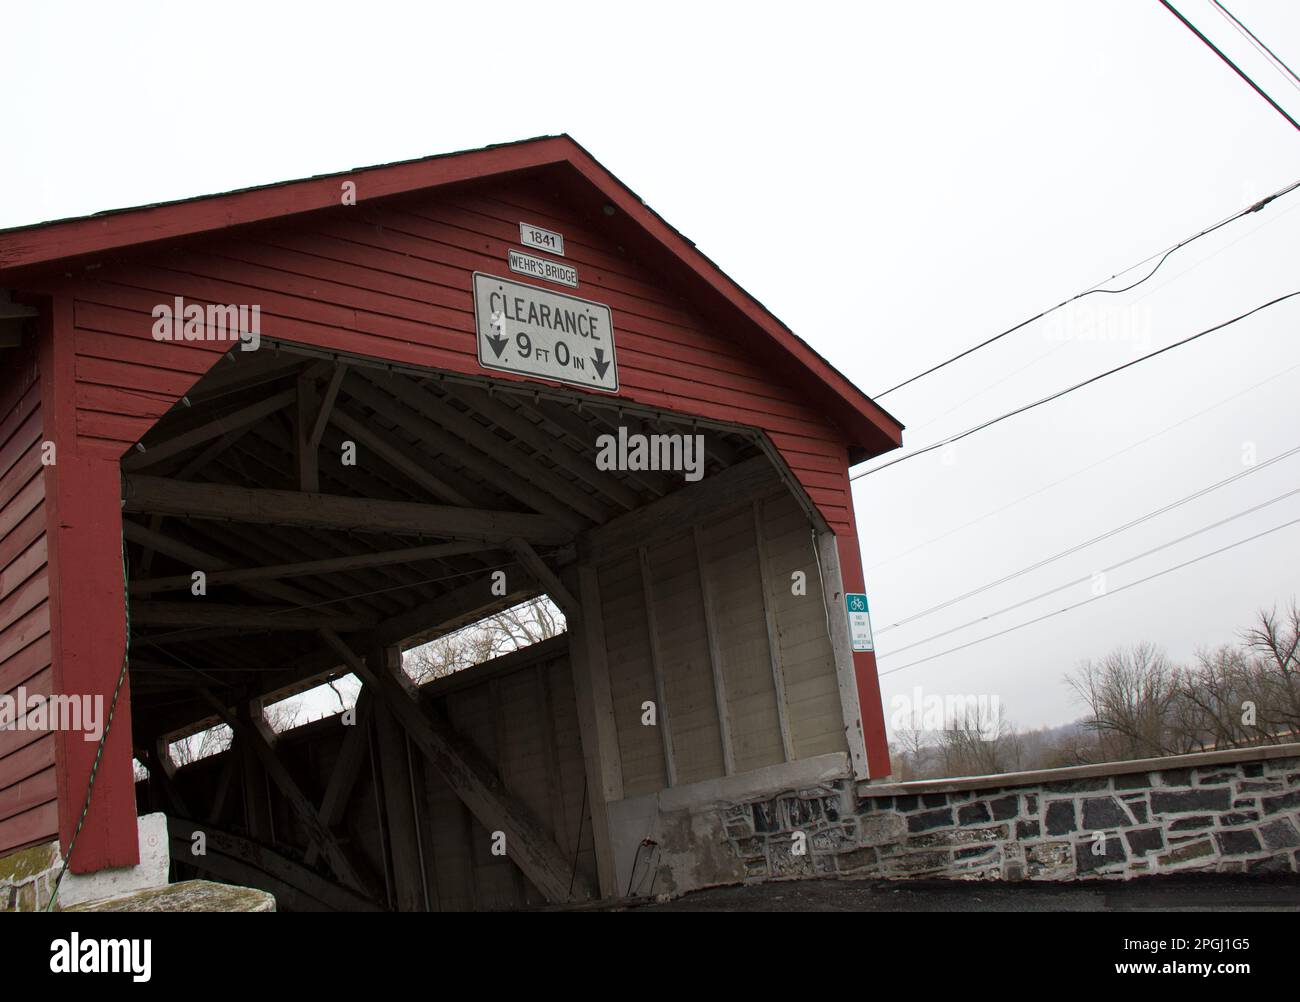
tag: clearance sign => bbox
[472,272,618,392]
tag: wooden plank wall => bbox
[0,339,57,855]
[164,643,596,911]
[38,173,856,531]
[598,488,846,799]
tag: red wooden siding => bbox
[53,175,857,533]
[0,339,58,856]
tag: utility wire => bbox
[867,357,1300,570]
[878,483,1300,660]
[876,512,1300,677]
[877,442,1300,634]
[852,289,1300,480]
[872,176,1300,400]
[1211,0,1300,92]
[1157,0,1300,132]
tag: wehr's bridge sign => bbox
[472,272,619,392]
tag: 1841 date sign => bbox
[472,272,618,392]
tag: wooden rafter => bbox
[319,629,593,904]
[122,475,573,544]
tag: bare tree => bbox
[937,703,1016,777]
[406,597,564,684]
[1066,642,1192,759]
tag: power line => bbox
[876,443,1300,634]
[1211,0,1300,92]
[877,483,1300,659]
[852,289,1300,480]
[867,357,1300,571]
[876,511,1300,677]
[1157,0,1300,132]
[871,176,1300,400]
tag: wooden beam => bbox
[579,455,780,563]
[296,373,320,492]
[328,408,474,506]
[566,564,621,897]
[448,384,643,511]
[309,362,347,451]
[318,629,593,903]
[123,519,326,609]
[693,525,736,776]
[371,646,427,911]
[201,691,370,894]
[382,375,613,525]
[122,475,572,545]
[638,547,677,787]
[134,602,374,632]
[345,373,589,531]
[123,388,296,471]
[530,398,674,497]
[815,529,871,781]
[129,541,494,595]
[167,817,382,912]
[304,690,372,867]
[753,501,795,761]
[505,538,577,618]
[369,569,540,650]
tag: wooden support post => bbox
[565,564,622,897]
[238,732,274,847]
[693,525,735,775]
[296,372,320,492]
[318,629,593,903]
[145,738,191,818]
[304,690,373,867]
[814,528,873,780]
[204,692,369,894]
[637,547,677,786]
[370,646,427,912]
[38,299,138,872]
[753,501,795,761]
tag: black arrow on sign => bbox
[486,332,509,359]
[590,347,610,379]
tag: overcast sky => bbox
[6,0,1299,732]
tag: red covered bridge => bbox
[0,136,903,908]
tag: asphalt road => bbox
[633,875,1300,911]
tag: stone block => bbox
[907,808,954,833]
[1214,829,1262,856]
[1124,827,1164,855]
[990,795,1018,820]
[1150,788,1231,814]
[1261,791,1300,815]
[1076,833,1127,873]
[1045,800,1077,835]
[958,802,991,826]
[1158,838,1215,866]
[1081,796,1132,830]
[1258,818,1300,850]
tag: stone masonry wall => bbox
[0,840,62,912]
[719,749,1300,883]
